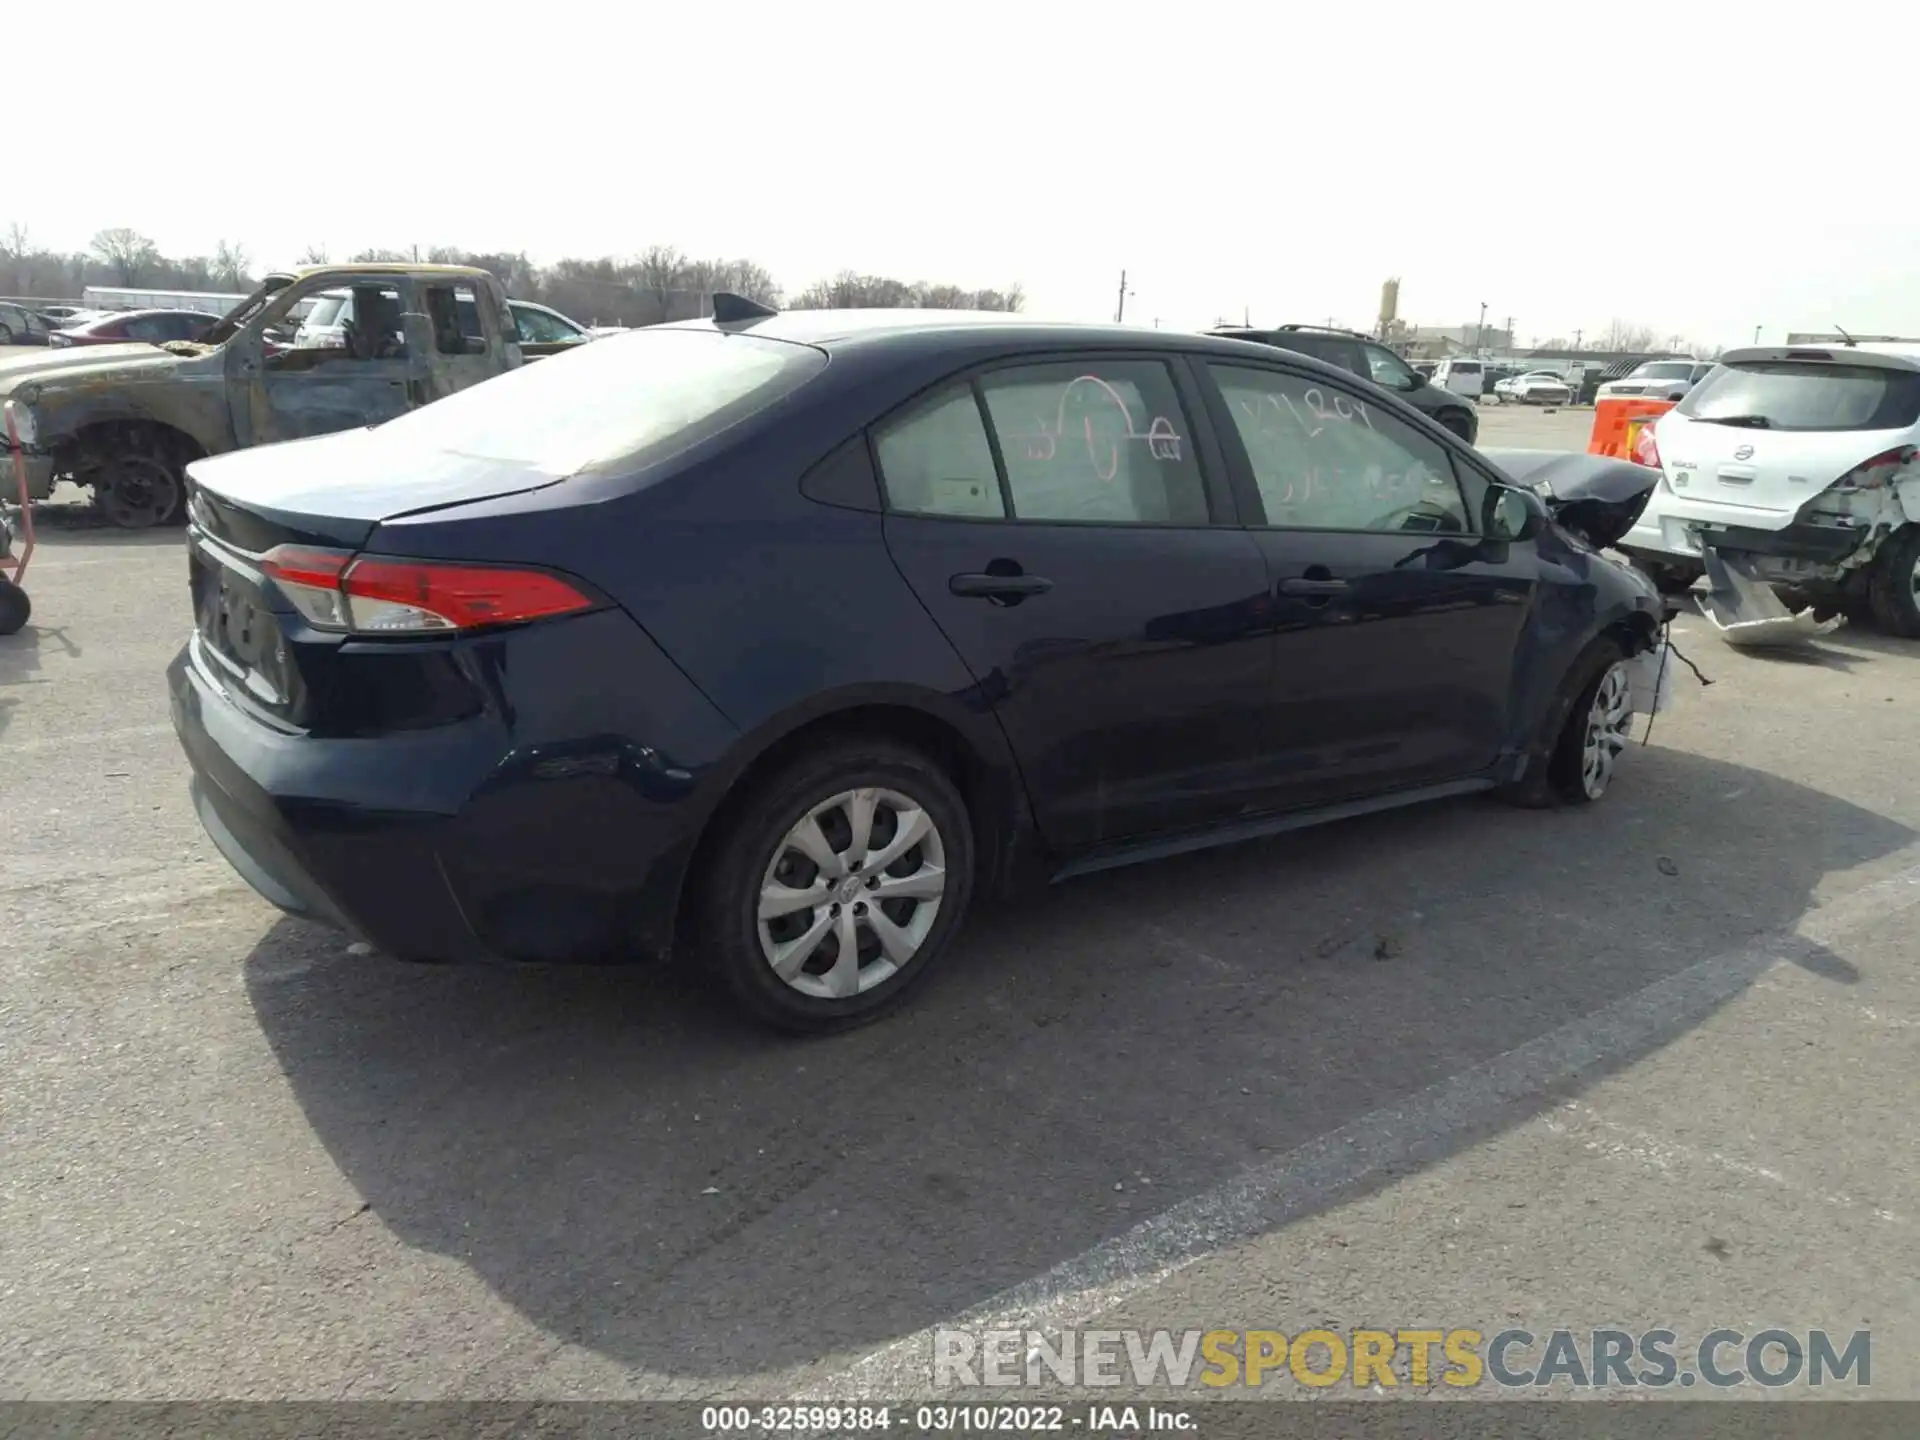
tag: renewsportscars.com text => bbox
[933,1326,1871,1391]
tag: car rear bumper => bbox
[168,634,714,966]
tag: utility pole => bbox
[1573,327,1583,350]
[1114,269,1130,324]
[1753,325,1762,344]
[1476,301,1488,354]
[1503,316,1514,354]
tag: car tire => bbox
[0,323,13,345]
[1866,524,1920,638]
[0,577,28,635]
[1499,638,1633,809]
[697,737,975,1033]
[90,445,187,529]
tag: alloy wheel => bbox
[756,786,947,1000]
[1581,662,1634,799]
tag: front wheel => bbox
[1866,524,1920,637]
[698,738,975,1032]
[90,449,186,529]
[1500,638,1634,808]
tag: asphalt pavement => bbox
[3,410,1916,1405]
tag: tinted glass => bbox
[515,305,581,344]
[121,316,166,342]
[873,386,1005,518]
[978,361,1209,525]
[1210,363,1469,534]
[1364,345,1417,389]
[303,294,349,330]
[1677,361,1920,433]
[1451,361,1481,374]
[371,327,825,473]
[1637,361,1696,379]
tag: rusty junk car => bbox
[0,264,531,529]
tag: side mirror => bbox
[1402,369,1426,390]
[1485,485,1546,543]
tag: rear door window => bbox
[978,361,1209,525]
[1677,361,1920,432]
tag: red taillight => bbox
[1631,423,1662,470]
[344,557,595,632]
[259,545,594,635]
[1849,446,1916,488]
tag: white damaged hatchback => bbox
[1619,345,1920,645]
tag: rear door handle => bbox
[1277,578,1349,596]
[949,572,1053,601]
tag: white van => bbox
[1431,357,1485,399]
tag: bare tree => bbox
[1,222,28,261]
[1598,318,1658,353]
[298,244,331,265]
[90,227,161,286]
[633,245,687,324]
[350,247,411,263]
[212,239,251,290]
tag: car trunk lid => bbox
[186,425,566,551]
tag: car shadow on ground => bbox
[244,744,1910,1383]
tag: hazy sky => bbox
[12,3,1912,349]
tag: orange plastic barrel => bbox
[1588,396,1677,460]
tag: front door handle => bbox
[950,571,1053,603]
[1277,578,1349,596]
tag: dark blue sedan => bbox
[169,300,1668,1031]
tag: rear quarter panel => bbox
[365,348,1029,861]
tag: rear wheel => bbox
[1500,638,1633,808]
[0,323,13,345]
[1866,524,1920,637]
[698,738,975,1033]
[0,578,27,634]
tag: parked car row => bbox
[163,299,1672,1031]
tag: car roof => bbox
[1721,344,1920,372]
[657,309,1321,363]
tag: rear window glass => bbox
[1636,362,1696,379]
[1451,361,1480,374]
[1678,361,1920,433]
[369,327,825,474]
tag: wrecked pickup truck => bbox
[1619,345,1920,645]
[0,264,527,529]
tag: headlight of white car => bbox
[2,397,34,447]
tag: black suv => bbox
[1208,325,1479,444]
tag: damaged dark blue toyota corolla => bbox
[169,301,1671,1032]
